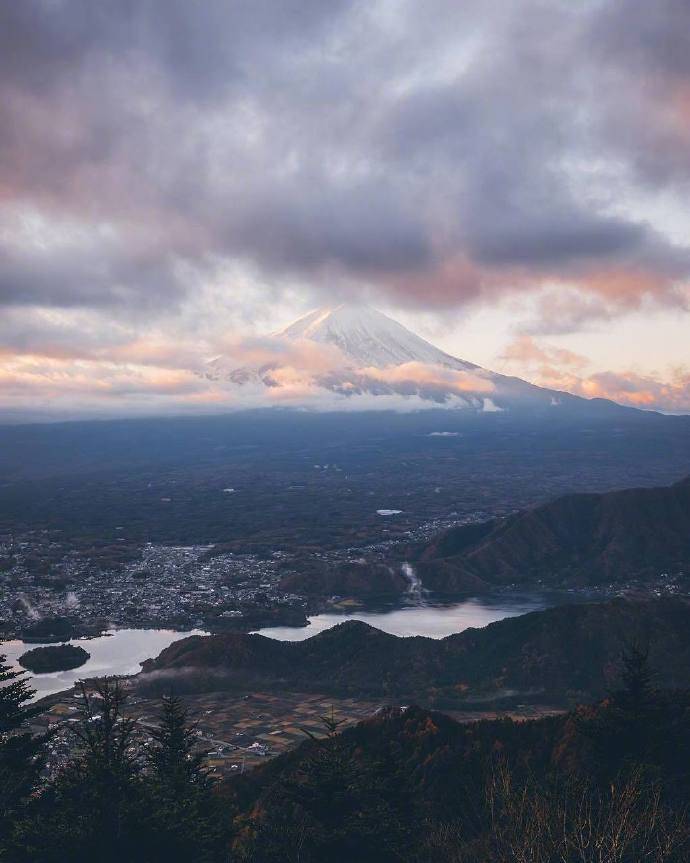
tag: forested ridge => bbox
[139,596,690,706]
[2,642,689,861]
[413,475,690,590]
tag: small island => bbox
[18,643,90,674]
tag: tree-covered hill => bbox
[139,596,690,706]
[412,474,690,590]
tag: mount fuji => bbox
[276,305,477,371]
[206,305,634,415]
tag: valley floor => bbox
[32,685,565,780]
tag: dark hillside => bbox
[229,692,690,861]
[413,475,690,590]
[139,596,690,706]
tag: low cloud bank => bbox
[500,335,690,413]
[3,327,689,420]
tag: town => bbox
[0,512,478,639]
[0,536,308,638]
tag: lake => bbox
[2,592,579,699]
[1,628,206,700]
[252,592,565,641]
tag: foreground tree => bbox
[8,682,234,862]
[241,708,410,862]
[147,693,207,791]
[12,677,145,863]
[577,640,670,785]
[139,694,228,862]
[0,651,44,853]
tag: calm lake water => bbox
[3,592,579,699]
[1,628,206,700]
[253,592,569,641]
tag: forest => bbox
[1,643,688,862]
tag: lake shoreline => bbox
[4,585,679,701]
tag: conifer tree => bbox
[615,640,657,719]
[13,677,146,863]
[577,639,663,783]
[0,650,44,846]
[147,693,207,792]
[141,693,226,863]
[70,677,138,786]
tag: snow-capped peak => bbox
[276,304,476,370]
[203,303,627,417]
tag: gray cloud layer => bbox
[1,0,689,336]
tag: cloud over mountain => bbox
[1,1,689,417]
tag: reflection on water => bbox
[1,593,582,700]
[1,628,206,700]
[254,593,568,641]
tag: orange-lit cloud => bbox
[579,370,690,412]
[500,336,588,372]
[360,362,494,394]
[1,1,690,419]
[210,336,349,376]
[0,358,207,400]
[0,332,500,418]
[500,335,690,413]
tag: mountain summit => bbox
[207,304,636,415]
[275,305,476,370]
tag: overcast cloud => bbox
[1,0,689,416]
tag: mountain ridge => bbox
[137,596,690,706]
[412,474,690,591]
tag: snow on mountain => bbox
[205,304,631,415]
[275,305,476,371]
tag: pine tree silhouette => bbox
[0,650,44,848]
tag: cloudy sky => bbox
[1,0,690,419]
